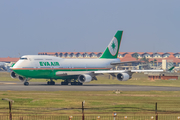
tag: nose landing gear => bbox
[23,78,30,86]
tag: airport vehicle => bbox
[10,31,163,86]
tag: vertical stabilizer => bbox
[100,31,123,59]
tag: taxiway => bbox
[0,81,180,91]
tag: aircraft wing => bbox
[111,61,139,65]
[94,69,164,74]
[56,69,164,76]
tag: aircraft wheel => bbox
[71,82,75,85]
[61,82,68,85]
[24,82,29,86]
[78,82,83,85]
[47,81,50,85]
[65,82,68,85]
[71,82,82,85]
[47,81,55,85]
[52,81,55,85]
[61,82,64,85]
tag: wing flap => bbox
[94,69,164,74]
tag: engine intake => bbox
[18,76,25,82]
[117,73,130,81]
[78,74,92,83]
[10,71,17,78]
[11,71,26,82]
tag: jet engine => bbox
[116,73,130,81]
[18,76,25,82]
[10,71,17,78]
[11,71,25,82]
[78,74,92,83]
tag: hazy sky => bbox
[0,0,180,57]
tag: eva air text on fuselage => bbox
[39,62,60,66]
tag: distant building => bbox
[0,57,19,63]
[38,52,180,66]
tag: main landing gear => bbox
[23,78,30,86]
[61,79,83,86]
[70,82,83,85]
[24,81,29,86]
[61,82,82,85]
[47,79,55,85]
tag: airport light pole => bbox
[2,98,14,120]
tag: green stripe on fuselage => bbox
[13,68,109,79]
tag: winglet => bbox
[168,65,175,71]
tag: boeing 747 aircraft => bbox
[10,31,163,86]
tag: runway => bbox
[0,81,180,91]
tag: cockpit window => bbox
[20,57,28,60]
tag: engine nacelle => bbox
[78,74,92,83]
[117,73,130,81]
[11,71,25,82]
[10,71,17,79]
[18,76,25,82]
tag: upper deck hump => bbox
[20,55,63,60]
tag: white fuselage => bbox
[12,55,120,79]
[13,55,120,69]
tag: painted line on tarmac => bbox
[0,82,17,85]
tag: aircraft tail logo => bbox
[108,37,118,56]
[100,31,123,59]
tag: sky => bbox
[0,0,180,57]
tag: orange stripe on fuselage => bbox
[12,68,111,70]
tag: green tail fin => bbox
[100,31,123,59]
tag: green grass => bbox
[1,72,180,116]
[0,91,180,116]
